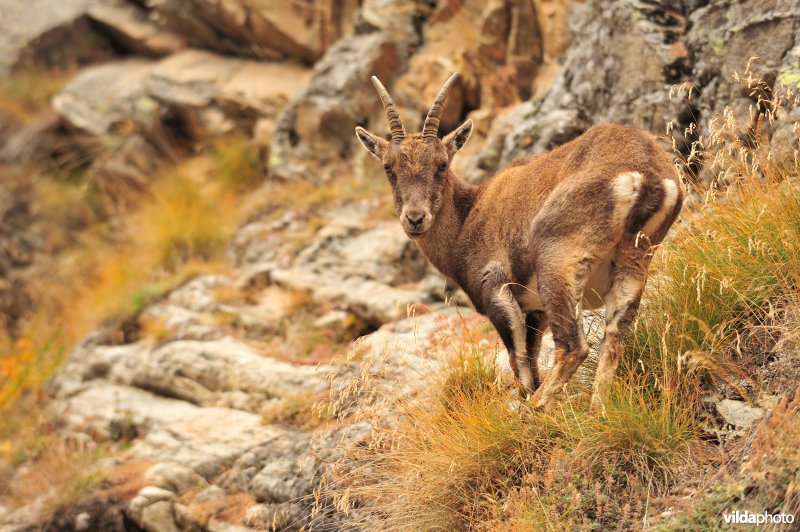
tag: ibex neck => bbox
[416,173,480,280]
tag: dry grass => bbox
[0,155,250,510]
[182,492,255,528]
[0,69,72,123]
[315,314,699,530]
[261,390,332,431]
[627,81,800,402]
[0,408,111,520]
[660,387,800,529]
[208,133,263,192]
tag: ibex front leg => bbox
[481,264,533,393]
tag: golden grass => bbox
[208,133,263,192]
[242,163,394,225]
[261,390,332,431]
[317,314,699,530]
[0,407,111,519]
[0,159,244,419]
[627,86,800,400]
[0,69,72,123]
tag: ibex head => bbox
[355,73,473,239]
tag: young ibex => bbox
[355,73,683,410]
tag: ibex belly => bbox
[518,253,615,312]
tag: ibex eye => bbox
[438,163,447,174]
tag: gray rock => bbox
[145,0,358,63]
[464,0,800,183]
[193,485,227,503]
[0,0,112,74]
[268,214,433,326]
[144,462,206,495]
[244,502,306,531]
[127,486,177,532]
[270,32,400,180]
[250,456,317,503]
[52,59,156,136]
[716,399,767,430]
[87,2,184,57]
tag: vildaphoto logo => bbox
[723,510,795,526]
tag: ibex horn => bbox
[371,76,405,143]
[422,72,460,139]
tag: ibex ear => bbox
[443,119,473,156]
[355,126,388,159]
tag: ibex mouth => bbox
[405,229,427,240]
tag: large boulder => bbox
[269,32,401,181]
[0,0,113,74]
[52,50,311,139]
[145,0,360,64]
[86,2,185,58]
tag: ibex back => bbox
[355,73,683,410]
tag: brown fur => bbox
[356,74,684,410]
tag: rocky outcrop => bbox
[269,32,402,181]
[465,0,800,182]
[144,0,359,64]
[270,0,569,181]
[0,0,112,74]
[86,2,185,58]
[267,212,433,326]
[4,0,800,529]
[32,272,468,530]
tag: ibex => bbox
[355,73,683,410]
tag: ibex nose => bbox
[406,212,425,229]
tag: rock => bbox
[87,2,184,57]
[356,0,431,58]
[207,518,252,532]
[268,212,433,326]
[0,0,114,74]
[716,399,767,430]
[57,335,328,412]
[193,485,227,503]
[52,58,156,137]
[244,502,305,530]
[146,49,312,135]
[52,50,311,139]
[144,462,206,495]
[465,0,800,181]
[270,32,400,180]
[127,486,178,532]
[146,0,359,63]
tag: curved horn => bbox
[371,76,405,143]
[422,72,460,139]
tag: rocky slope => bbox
[1,0,800,530]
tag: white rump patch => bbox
[611,172,643,229]
[641,179,679,236]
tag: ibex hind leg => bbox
[531,254,595,410]
[591,239,650,412]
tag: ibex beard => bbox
[355,72,683,411]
